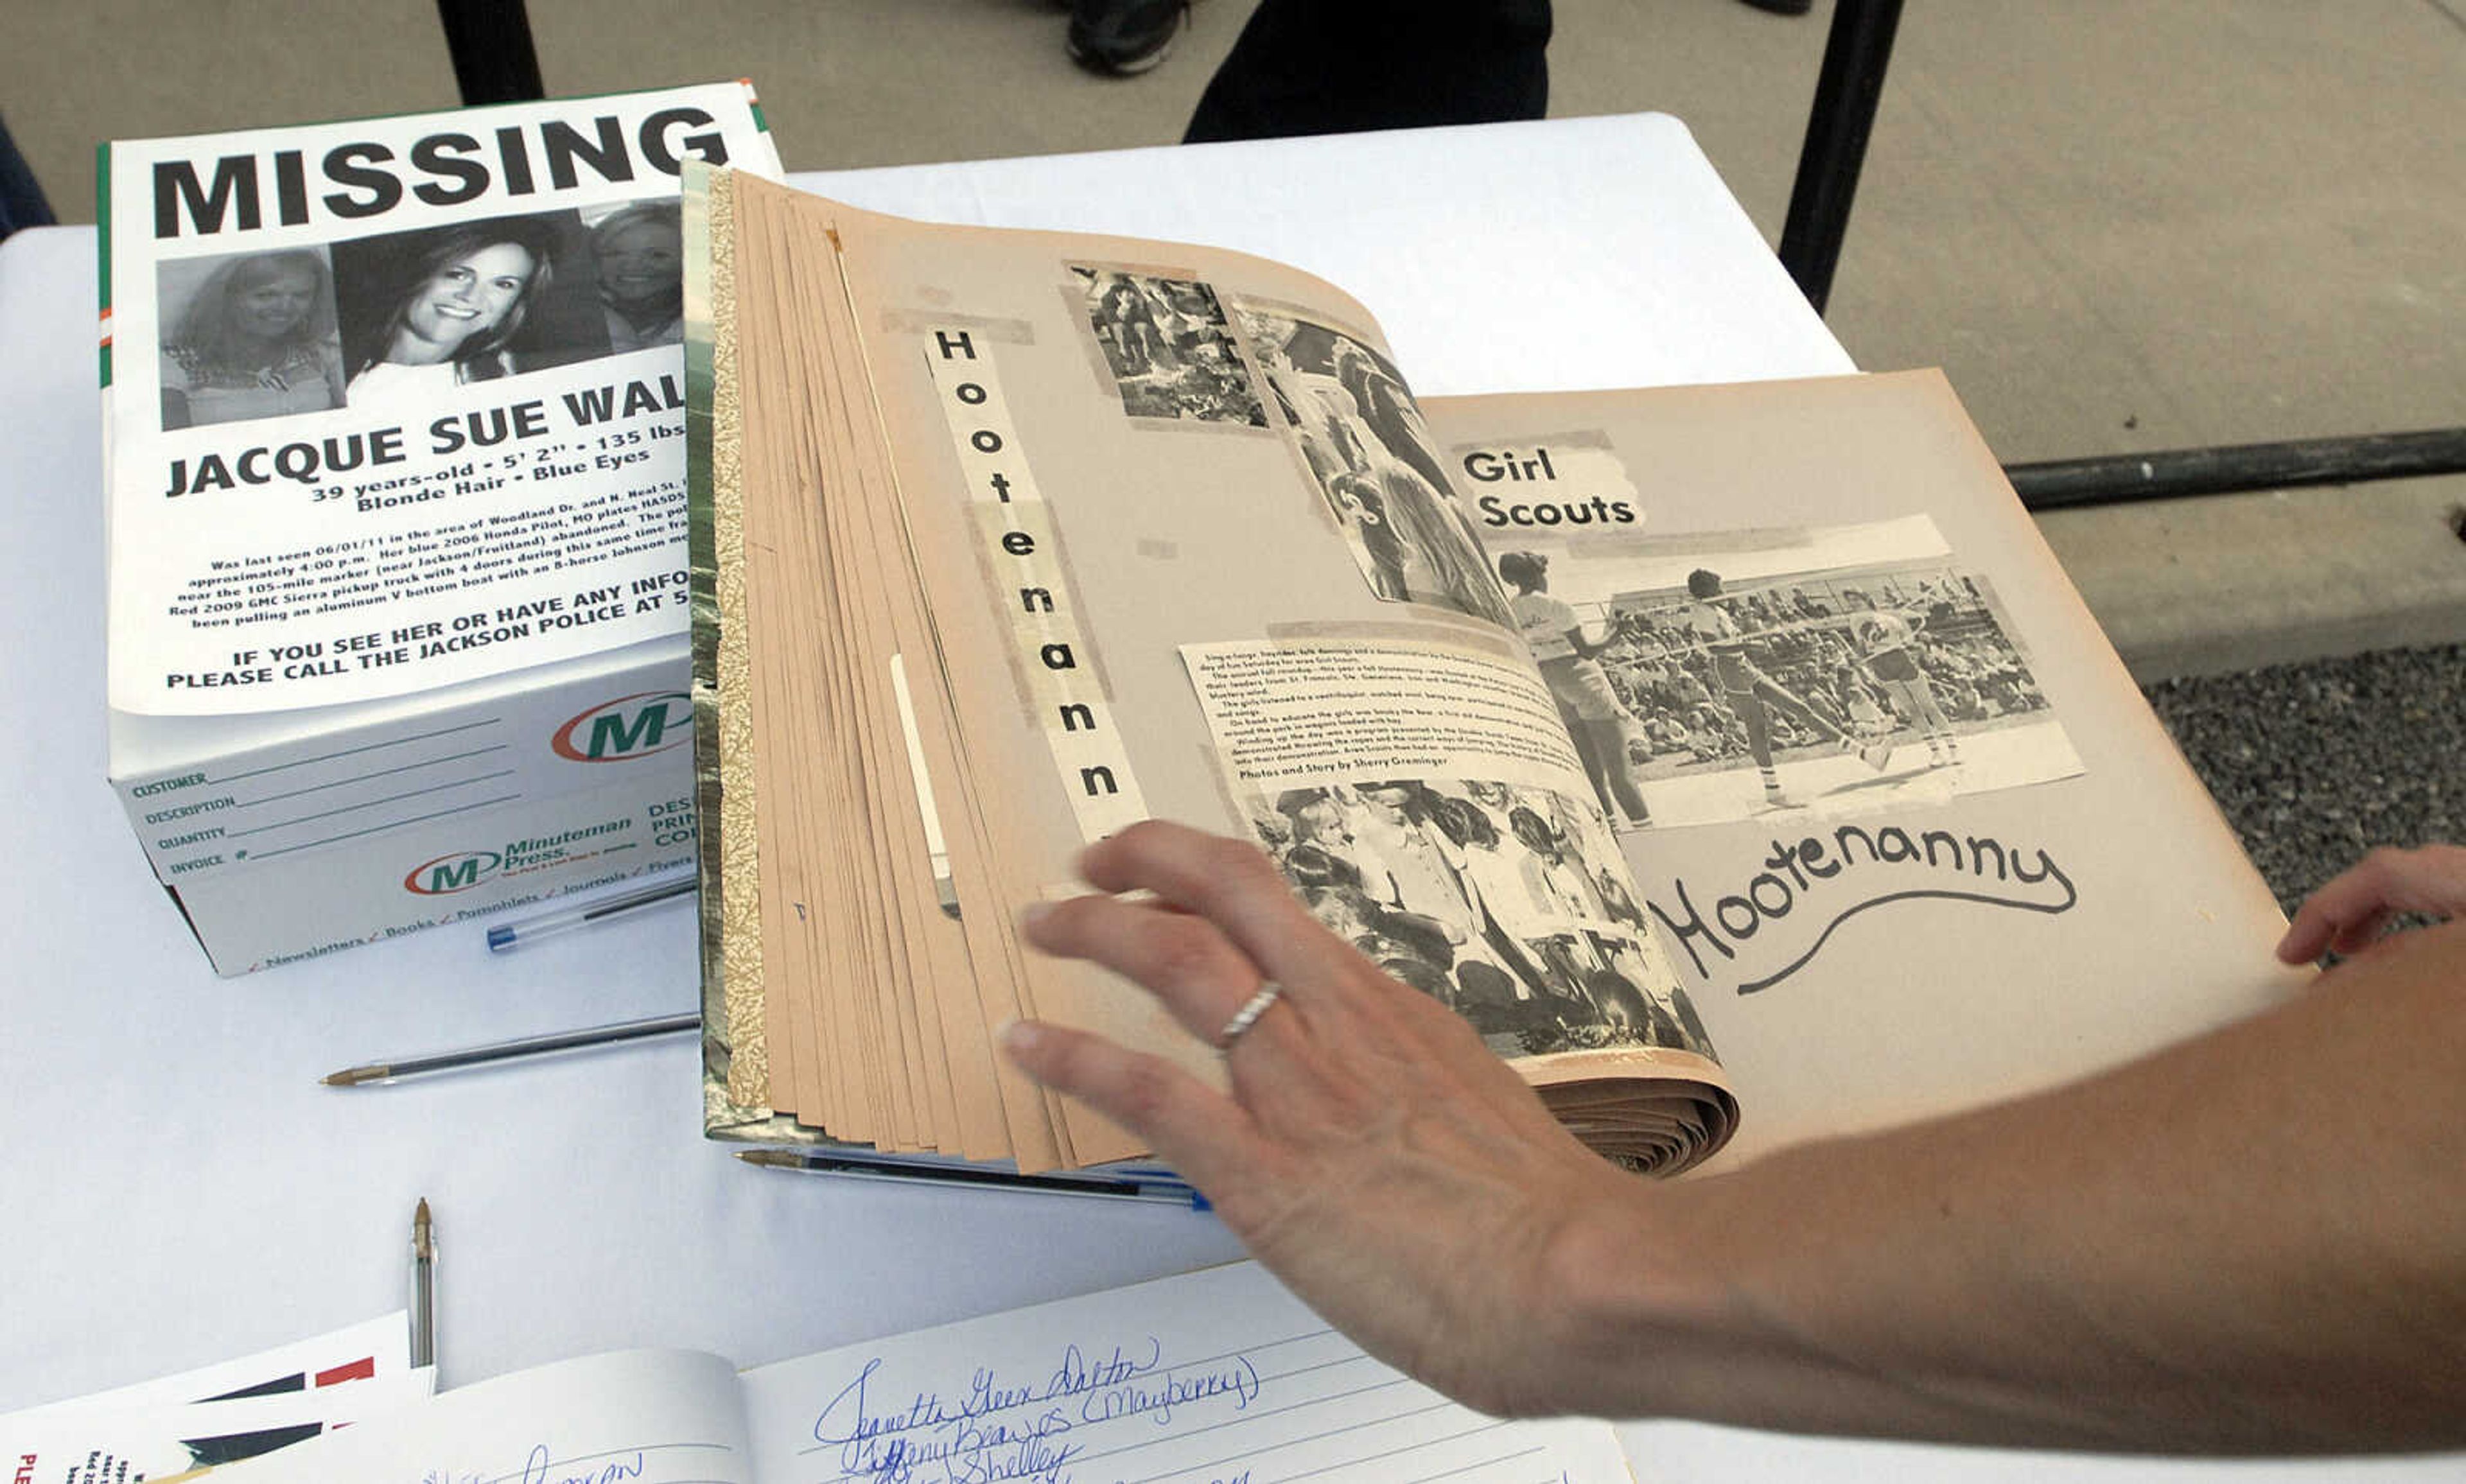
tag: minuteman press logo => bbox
[404,850,503,895]
[552,690,693,762]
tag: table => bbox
[2,114,2438,1481]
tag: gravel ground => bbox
[2142,643,2465,916]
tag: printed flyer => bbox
[103,82,780,715]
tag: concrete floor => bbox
[7,0,2465,677]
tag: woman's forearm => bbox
[1552,922,2466,1452]
[1006,821,2466,1456]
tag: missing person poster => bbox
[103,83,780,715]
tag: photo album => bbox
[687,167,2304,1185]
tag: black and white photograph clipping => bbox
[1233,304,1515,630]
[1496,515,2083,830]
[1245,778,1713,1061]
[1071,265,1266,426]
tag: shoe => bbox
[1762,789,1803,809]
[1068,0,1189,75]
[1735,0,1814,13]
[1858,742,1893,772]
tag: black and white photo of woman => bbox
[156,248,343,430]
[334,212,603,408]
[589,200,684,353]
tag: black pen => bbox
[735,1149,1209,1209]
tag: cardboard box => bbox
[110,633,694,972]
[100,84,778,971]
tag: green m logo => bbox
[403,849,503,895]
[552,690,693,762]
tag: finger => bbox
[2277,903,2350,964]
[1074,821,1367,995]
[2277,845,2466,961]
[999,1018,1272,1196]
[2283,906,2390,964]
[2278,856,2400,963]
[2278,903,2368,964]
[2376,844,2466,920]
[2326,911,2404,960]
[1020,892,1273,1047]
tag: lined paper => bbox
[207,1265,1627,1484]
[740,1262,1630,1484]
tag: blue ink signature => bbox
[810,1338,1264,1483]
[519,1444,645,1484]
[1075,1356,1260,1428]
[814,1357,1080,1484]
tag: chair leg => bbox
[1776,0,1906,316]
[437,0,547,105]
[0,112,57,240]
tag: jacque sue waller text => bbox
[159,376,686,499]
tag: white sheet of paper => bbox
[1,1311,410,1421]
[1,1368,433,1481]
[210,1349,754,1484]
[739,1261,1631,1484]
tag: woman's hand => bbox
[2276,844,2466,964]
[1002,819,1646,1417]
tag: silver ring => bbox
[1214,981,1283,1051]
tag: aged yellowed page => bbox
[1417,374,2307,1169]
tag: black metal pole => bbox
[1765,4,2463,512]
[436,0,547,106]
[2005,428,2466,511]
[1777,0,1907,315]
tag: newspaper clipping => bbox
[1473,509,2084,830]
[1183,636,1711,1061]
